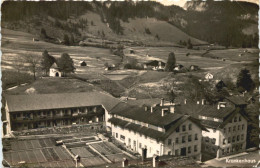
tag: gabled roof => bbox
[126,98,161,107]
[225,96,247,105]
[110,102,183,127]
[109,114,208,141]
[175,100,248,129]
[5,92,120,112]
[50,62,59,69]
[175,101,235,120]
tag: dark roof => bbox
[5,92,120,112]
[144,60,165,66]
[175,101,235,120]
[50,62,59,69]
[110,102,184,127]
[175,100,248,129]
[126,98,161,107]
[225,96,247,105]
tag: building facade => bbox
[175,96,248,159]
[109,100,207,160]
[4,92,120,135]
[201,112,247,158]
[49,63,62,77]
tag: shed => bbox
[80,61,87,66]
[190,65,199,71]
[49,63,62,77]
[205,73,214,80]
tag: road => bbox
[203,150,260,168]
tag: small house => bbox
[205,73,214,80]
[49,63,62,77]
[143,60,166,70]
[105,64,116,71]
[33,38,39,42]
[174,64,184,71]
[80,61,87,66]
[129,49,135,54]
[190,65,199,71]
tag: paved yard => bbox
[203,150,260,167]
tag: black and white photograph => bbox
[1,0,259,167]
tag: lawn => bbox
[4,77,100,95]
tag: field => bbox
[2,28,258,99]
[3,138,74,167]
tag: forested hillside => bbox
[2,1,258,47]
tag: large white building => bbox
[175,96,248,159]
[108,99,207,160]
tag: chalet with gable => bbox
[175,97,248,159]
[49,62,62,77]
[205,73,214,80]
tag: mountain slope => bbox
[1,1,258,47]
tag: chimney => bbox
[160,98,164,106]
[170,106,175,113]
[184,99,187,104]
[152,155,156,168]
[201,99,205,105]
[161,109,165,117]
[144,106,148,111]
[151,107,153,113]
[197,101,200,105]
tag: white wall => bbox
[111,118,202,159]
[164,119,202,160]
[111,124,163,158]
[49,68,61,77]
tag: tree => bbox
[40,28,47,39]
[236,69,255,92]
[63,34,70,46]
[165,52,176,71]
[187,38,193,49]
[23,54,40,80]
[70,34,75,45]
[57,53,75,76]
[168,90,176,103]
[40,50,55,75]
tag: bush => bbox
[124,63,132,69]
[145,28,151,34]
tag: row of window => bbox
[224,125,245,133]
[174,145,198,156]
[12,107,101,118]
[168,134,198,145]
[176,124,193,133]
[223,134,244,145]
[230,116,242,123]
[222,144,243,155]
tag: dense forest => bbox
[1,0,258,47]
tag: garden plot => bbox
[9,138,55,151]
[106,153,133,163]
[81,157,107,167]
[4,147,72,166]
[70,146,97,158]
[28,160,76,168]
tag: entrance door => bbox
[55,72,59,77]
[181,147,186,156]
